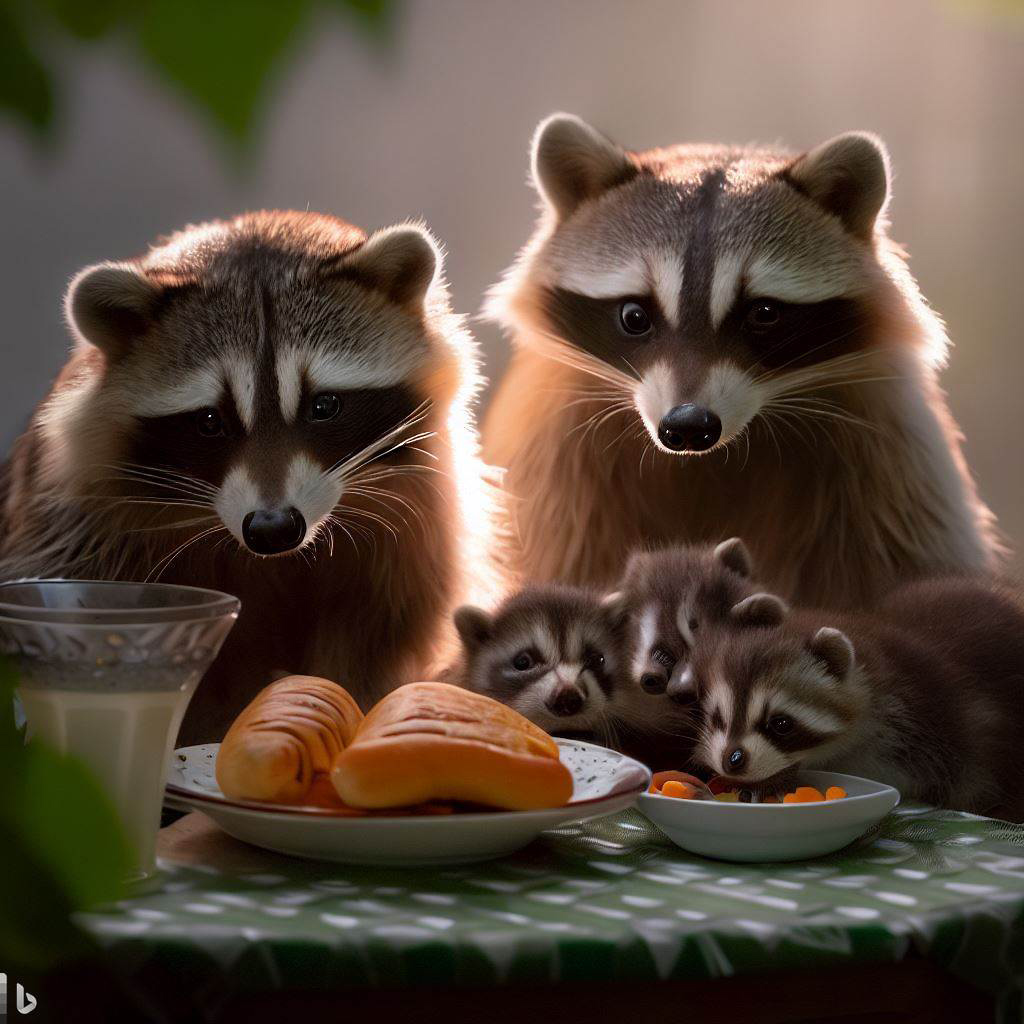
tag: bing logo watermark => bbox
[0,974,37,1015]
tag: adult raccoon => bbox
[484,114,1001,607]
[1,211,502,742]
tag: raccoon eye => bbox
[310,392,342,422]
[688,617,699,632]
[745,300,781,333]
[651,647,676,669]
[619,301,652,336]
[768,714,794,736]
[583,648,605,670]
[511,650,536,672]
[195,407,225,438]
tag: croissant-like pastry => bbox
[331,681,573,810]
[216,675,364,803]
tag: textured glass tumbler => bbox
[0,580,239,881]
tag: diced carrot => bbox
[652,770,705,791]
[825,786,847,801]
[661,780,696,799]
[788,786,826,803]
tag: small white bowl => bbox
[638,770,899,862]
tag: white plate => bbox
[638,770,899,862]
[165,739,651,866]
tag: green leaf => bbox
[0,5,54,138]
[15,742,134,908]
[37,0,138,40]
[329,0,399,40]
[136,0,312,146]
[0,658,132,971]
[0,825,90,972]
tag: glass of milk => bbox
[0,580,239,882]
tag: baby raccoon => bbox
[453,584,625,740]
[453,583,689,759]
[691,576,1024,816]
[617,538,787,700]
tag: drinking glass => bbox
[0,580,239,882]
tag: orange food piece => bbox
[651,770,705,791]
[332,682,573,811]
[825,786,847,801]
[660,780,697,799]
[300,775,457,816]
[217,676,365,803]
[783,786,826,803]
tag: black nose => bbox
[242,507,305,555]
[658,404,722,452]
[548,687,584,717]
[727,747,746,771]
[641,673,666,694]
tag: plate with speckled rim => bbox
[164,738,651,866]
[639,770,900,862]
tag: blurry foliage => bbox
[0,655,132,974]
[0,0,396,152]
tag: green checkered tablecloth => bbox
[79,804,1024,1020]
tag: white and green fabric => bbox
[79,804,1024,1020]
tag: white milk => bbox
[19,686,190,879]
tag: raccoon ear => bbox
[340,224,440,311]
[787,132,891,240]
[713,537,752,578]
[531,113,637,219]
[730,593,789,627]
[453,605,493,651]
[65,262,162,360]
[808,627,855,681]
[600,590,629,632]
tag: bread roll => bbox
[216,675,363,803]
[331,681,573,810]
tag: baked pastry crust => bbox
[331,681,573,810]
[216,675,364,803]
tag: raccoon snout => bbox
[242,507,306,555]
[546,685,585,717]
[726,746,746,772]
[658,404,722,453]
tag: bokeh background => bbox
[2,0,1022,565]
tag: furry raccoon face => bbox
[64,214,448,557]
[491,114,891,456]
[454,585,626,736]
[616,538,786,701]
[693,625,856,786]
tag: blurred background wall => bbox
[1,0,1022,565]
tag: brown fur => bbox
[449,581,696,768]
[1,211,503,742]
[691,575,1024,818]
[484,117,1002,607]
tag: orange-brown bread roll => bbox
[216,675,364,803]
[331,681,573,810]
